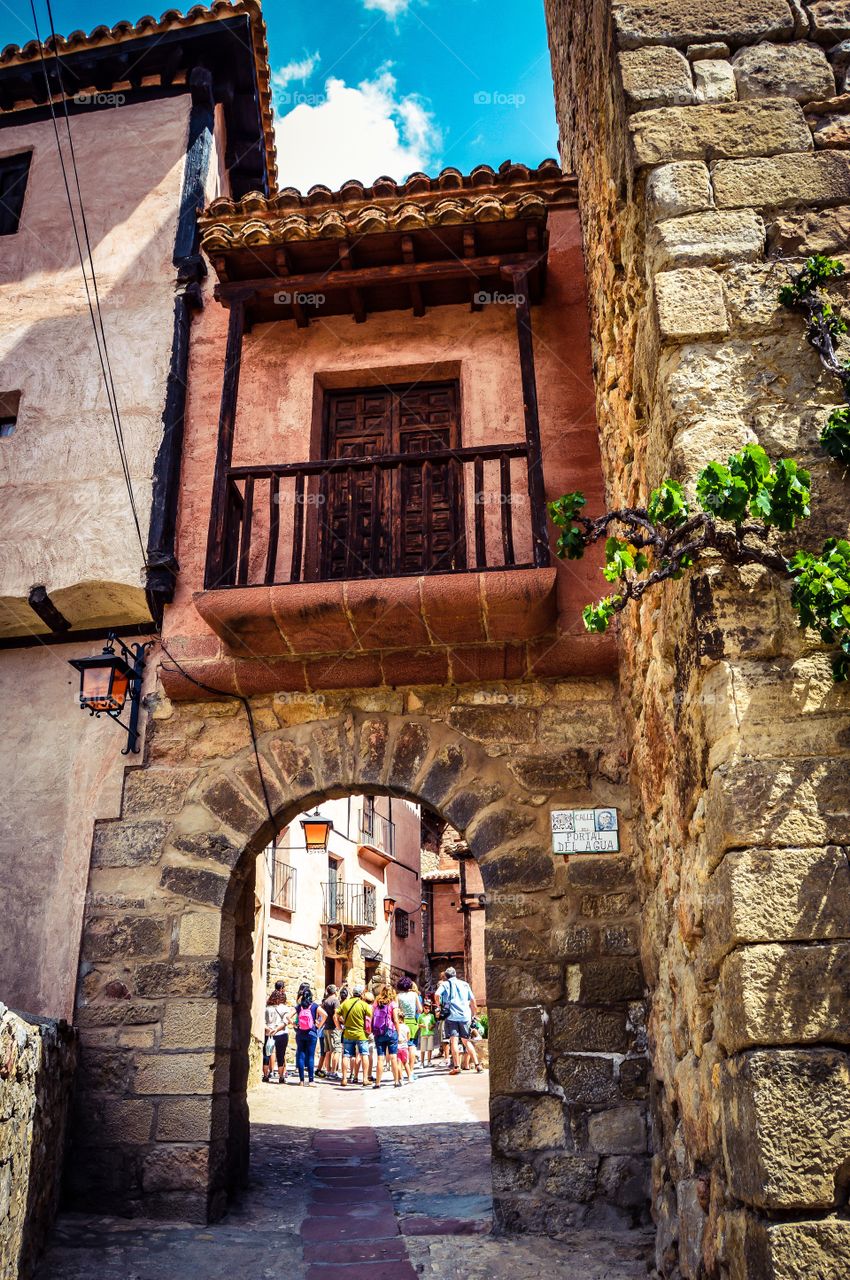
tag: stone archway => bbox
[70,708,649,1233]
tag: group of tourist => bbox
[263,968,485,1087]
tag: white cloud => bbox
[363,0,413,16]
[274,70,442,192]
[272,51,320,90]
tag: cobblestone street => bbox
[37,1066,653,1279]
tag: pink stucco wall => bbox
[166,204,610,671]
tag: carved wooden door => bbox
[321,382,464,579]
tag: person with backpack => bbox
[434,967,484,1076]
[335,983,371,1087]
[371,984,402,1088]
[293,987,327,1085]
[316,983,341,1080]
[263,982,290,1084]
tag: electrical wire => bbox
[158,640,276,830]
[28,1,147,565]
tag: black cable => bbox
[29,1,147,565]
[158,640,276,831]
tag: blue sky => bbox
[3,1,559,190]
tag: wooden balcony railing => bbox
[360,807,395,859]
[204,442,550,589]
[271,858,296,912]
[321,882,377,930]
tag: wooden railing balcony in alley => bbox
[321,882,377,932]
[204,441,550,590]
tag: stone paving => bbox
[36,1065,653,1278]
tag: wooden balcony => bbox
[321,882,377,932]
[358,808,395,869]
[205,441,549,590]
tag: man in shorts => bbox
[335,983,371,1086]
[435,967,484,1075]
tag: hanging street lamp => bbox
[383,895,397,922]
[300,811,333,852]
[69,634,150,755]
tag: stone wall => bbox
[68,676,651,1232]
[266,935,326,1000]
[0,1005,76,1280]
[545,1,850,1275]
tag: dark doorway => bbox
[320,381,466,579]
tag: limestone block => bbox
[687,42,732,60]
[178,911,221,957]
[612,0,795,51]
[713,148,850,206]
[646,160,714,219]
[92,820,168,868]
[83,915,168,961]
[155,1097,217,1142]
[619,46,696,110]
[567,958,645,1002]
[716,941,850,1051]
[142,1145,209,1193]
[133,1051,216,1095]
[767,199,850,250]
[704,845,850,959]
[491,1095,567,1154]
[587,1105,647,1154]
[732,41,836,101]
[830,40,850,90]
[694,59,737,103]
[735,1216,850,1280]
[721,261,796,330]
[655,267,729,339]
[721,1049,850,1208]
[539,1154,599,1200]
[549,1004,632,1054]
[551,1054,620,1103]
[706,757,850,855]
[808,1,850,42]
[807,99,850,147]
[161,1000,222,1050]
[629,99,812,167]
[488,1006,547,1094]
[649,210,765,270]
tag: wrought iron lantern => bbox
[69,634,149,754]
[383,895,397,921]
[301,812,333,852]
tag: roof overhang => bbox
[0,2,275,196]
[199,160,578,323]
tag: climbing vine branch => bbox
[779,254,850,464]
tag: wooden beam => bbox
[400,235,425,316]
[505,267,550,568]
[215,252,541,304]
[205,298,246,588]
[27,585,70,634]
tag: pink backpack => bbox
[297,1003,316,1031]
[371,1002,393,1035]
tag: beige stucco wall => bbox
[0,643,153,1019]
[0,96,192,635]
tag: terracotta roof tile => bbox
[0,2,277,188]
[199,159,575,250]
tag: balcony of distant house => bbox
[357,799,395,870]
[164,164,613,699]
[321,881,377,935]
[270,855,296,915]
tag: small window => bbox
[0,391,21,438]
[0,153,32,236]
[395,910,410,939]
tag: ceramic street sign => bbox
[551,807,619,853]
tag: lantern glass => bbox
[73,654,134,713]
[301,816,332,851]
